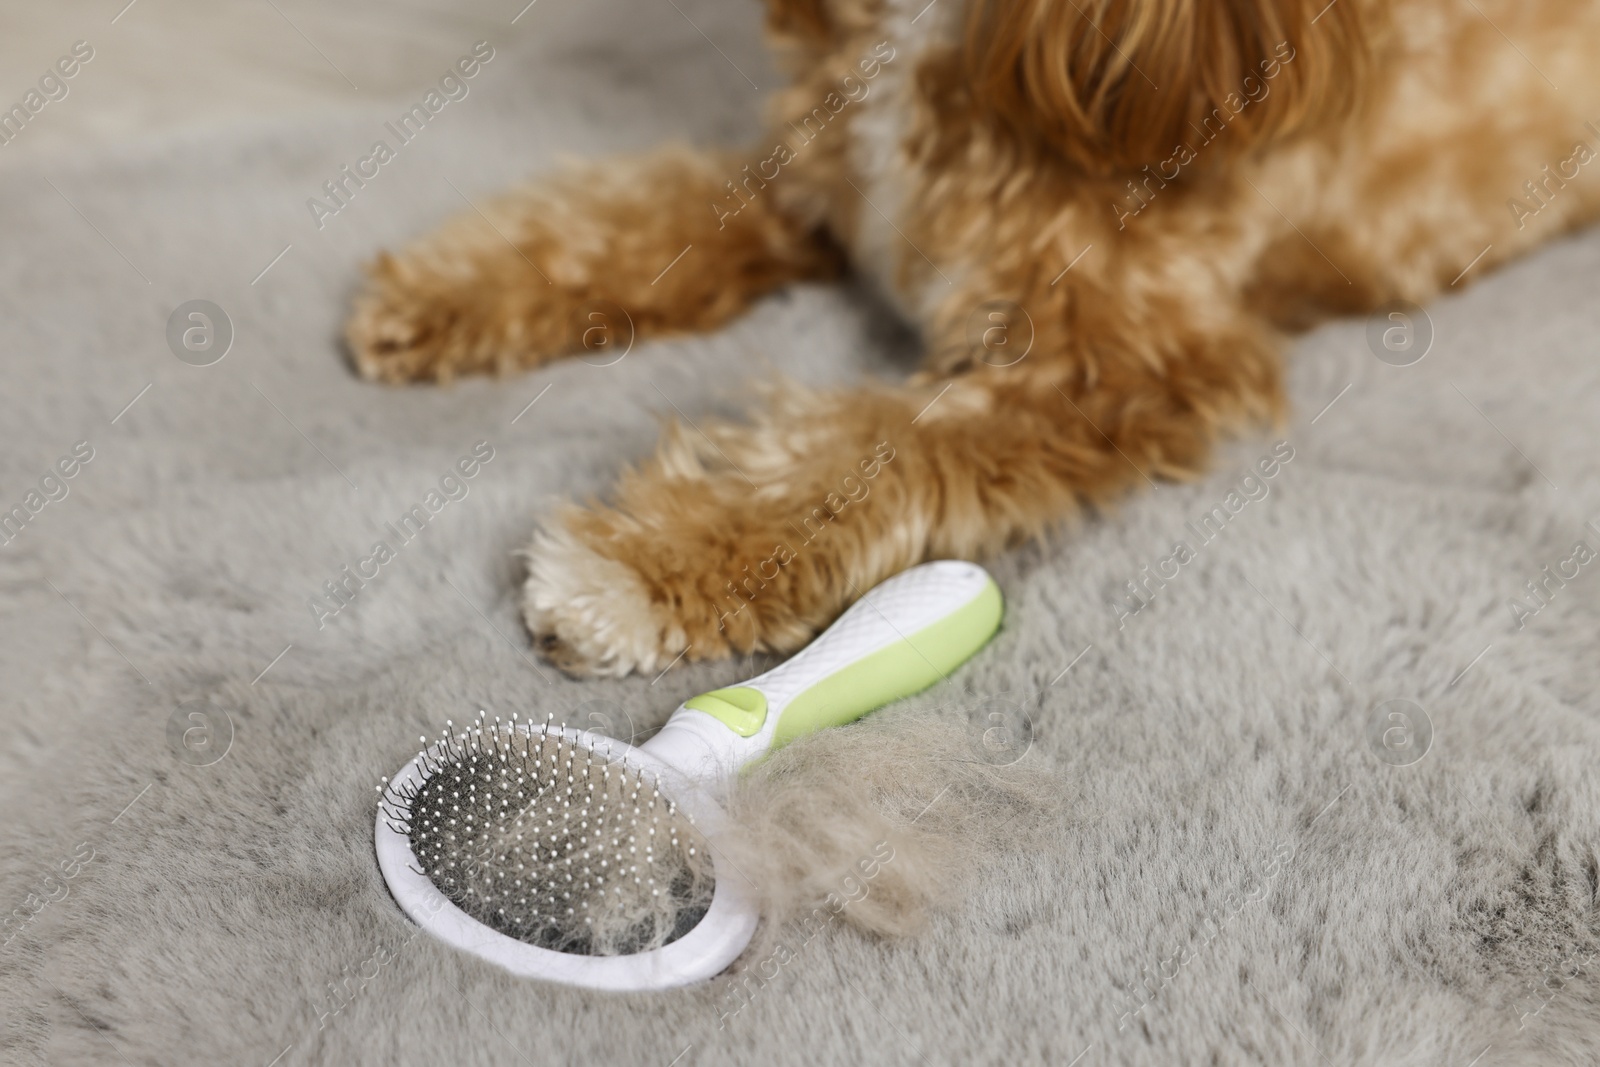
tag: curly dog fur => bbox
[346,0,1600,676]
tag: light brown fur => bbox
[347,0,1600,676]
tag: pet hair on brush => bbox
[379,711,715,957]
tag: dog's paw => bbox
[520,524,696,678]
[344,251,568,383]
[345,253,468,383]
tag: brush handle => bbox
[641,560,1002,782]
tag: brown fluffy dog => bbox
[346,0,1600,676]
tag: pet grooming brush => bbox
[375,560,1002,991]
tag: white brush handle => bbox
[641,560,1002,782]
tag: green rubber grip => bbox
[683,562,1004,754]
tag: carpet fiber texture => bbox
[4,2,1600,1064]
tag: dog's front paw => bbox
[519,443,873,677]
[520,523,702,678]
[345,249,568,384]
[346,253,477,383]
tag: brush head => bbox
[379,711,716,958]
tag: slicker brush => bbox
[379,711,714,956]
[374,561,1004,990]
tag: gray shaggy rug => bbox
[4,1,1600,1065]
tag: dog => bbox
[344,0,1600,677]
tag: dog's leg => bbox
[345,146,838,382]
[521,300,1280,676]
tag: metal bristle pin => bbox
[379,709,713,957]
[373,562,1003,990]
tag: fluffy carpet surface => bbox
[3,2,1600,1064]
